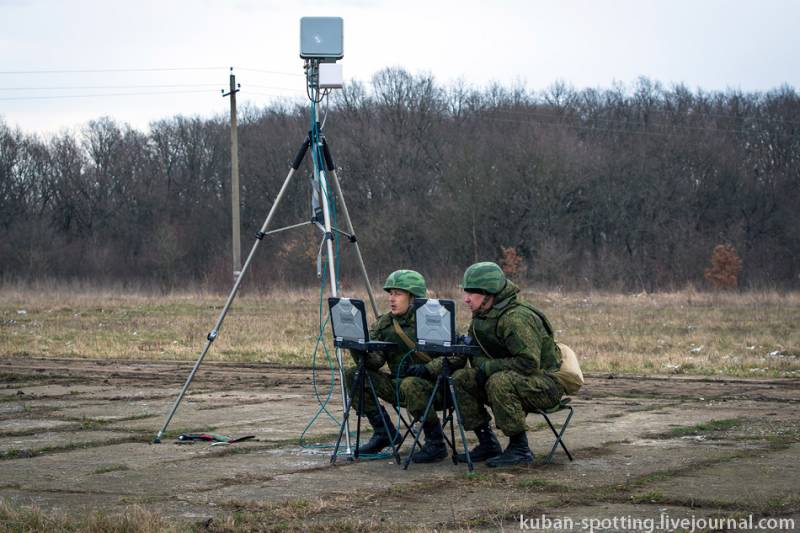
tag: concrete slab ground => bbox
[1,356,799,531]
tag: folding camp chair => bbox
[534,397,575,464]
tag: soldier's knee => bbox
[399,376,425,396]
[485,371,514,397]
[452,368,473,389]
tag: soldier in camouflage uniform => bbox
[452,262,564,467]
[344,270,449,462]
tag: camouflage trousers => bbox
[452,368,563,436]
[343,367,440,423]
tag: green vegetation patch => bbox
[656,418,744,439]
[92,463,130,475]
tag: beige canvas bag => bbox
[553,342,584,394]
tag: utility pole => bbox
[222,68,241,284]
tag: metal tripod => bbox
[402,356,474,472]
[331,350,403,464]
[152,108,378,456]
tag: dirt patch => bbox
[1,356,799,531]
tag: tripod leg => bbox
[354,360,366,459]
[332,360,365,463]
[435,364,459,464]
[403,376,443,470]
[434,378,453,449]
[153,139,309,444]
[447,375,474,472]
[444,391,458,464]
[323,143,379,319]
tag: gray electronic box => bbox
[300,17,344,61]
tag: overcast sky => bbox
[2,0,799,136]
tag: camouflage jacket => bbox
[350,307,431,377]
[467,280,562,378]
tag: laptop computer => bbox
[413,299,479,355]
[328,297,396,351]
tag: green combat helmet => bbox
[462,262,507,295]
[383,269,427,298]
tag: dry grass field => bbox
[1,283,798,377]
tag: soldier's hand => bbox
[405,364,431,379]
[475,364,488,389]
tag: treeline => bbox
[1,70,799,291]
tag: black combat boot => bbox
[456,423,503,463]
[486,431,534,468]
[411,419,448,463]
[357,407,397,454]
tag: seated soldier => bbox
[452,262,564,467]
[344,269,448,462]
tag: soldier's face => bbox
[388,289,412,316]
[463,291,492,313]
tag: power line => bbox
[237,68,303,77]
[243,91,305,98]
[0,66,304,77]
[0,67,229,75]
[0,87,304,100]
[0,83,303,95]
[0,89,214,101]
[0,83,221,91]
[245,84,303,92]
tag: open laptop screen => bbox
[414,299,456,347]
[328,297,369,343]
[328,297,396,352]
